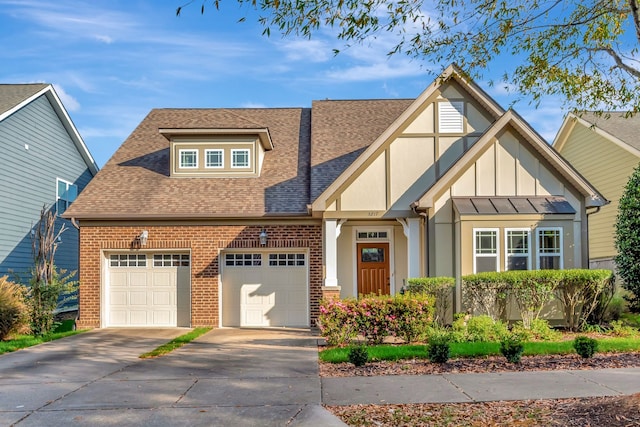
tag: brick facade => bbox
[77,223,322,329]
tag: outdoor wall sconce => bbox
[138,230,149,246]
[259,229,268,246]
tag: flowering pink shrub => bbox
[318,293,435,346]
[317,297,359,346]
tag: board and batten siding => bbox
[0,94,94,280]
[558,123,640,261]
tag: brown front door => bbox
[357,243,390,296]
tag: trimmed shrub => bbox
[317,298,359,346]
[427,334,451,363]
[388,293,434,343]
[318,293,435,346]
[451,314,508,342]
[0,276,28,340]
[348,345,369,367]
[500,333,525,363]
[461,272,509,320]
[511,318,560,341]
[555,269,614,331]
[405,277,454,325]
[573,336,598,358]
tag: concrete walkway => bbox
[322,367,640,406]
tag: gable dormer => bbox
[160,128,273,178]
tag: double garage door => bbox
[221,251,309,328]
[106,250,309,328]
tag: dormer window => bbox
[205,149,224,168]
[232,149,250,168]
[161,127,273,178]
[179,149,198,168]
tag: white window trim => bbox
[231,148,250,169]
[179,149,198,169]
[473,228,500,274]
[536,227,564,269]
[504,228,531,271]
[56,177,77,214]
[204,149,224,169]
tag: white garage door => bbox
[222,251,309,327]
[107,253,190,327]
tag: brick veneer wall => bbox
[77,223,322,329]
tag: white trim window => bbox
[537,227,563,269]
[505,229,531,270]
[205,149,223,168]
[56,178,78,214]
[231,149,250,168]
[179,149,198,168]
[473,228,499,273]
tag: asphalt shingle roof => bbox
[578,112,640,152]
[0,84,48,117]
[65,97,416,219]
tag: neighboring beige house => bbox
[553,112,640,271]
[64,65,606,329]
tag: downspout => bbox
[411,202,429,277]
[585,201,609,269]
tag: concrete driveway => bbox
[0,328,344,427]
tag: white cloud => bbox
[53,84,80,111]
[325,59,423,82]
[277,39,332,63]
[241,102,268,108]
[94,35,113,44]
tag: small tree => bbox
[615,164,640,312]
[24,205,78,335]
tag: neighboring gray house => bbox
[0,84,98,300]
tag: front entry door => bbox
[357,243,390,295]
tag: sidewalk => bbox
[321,367,640,406]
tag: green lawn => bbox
[139,327,212,358]
[319,337,640,363]
[0,330,84,355]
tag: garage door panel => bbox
[223,251,308,328]
[129,291,148,306]
[129,272,148,286]
[107,253,190,327]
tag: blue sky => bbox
[0,0,566,167]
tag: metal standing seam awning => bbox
[451,196,577,215]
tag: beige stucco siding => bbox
[390,137,436,209]
[340,152,387,210]
[558,123,640,260]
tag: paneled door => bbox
[357,243,390,295]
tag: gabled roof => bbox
[0,84,99,175]
[310,64,506,211]
[415,110,608,209]
[64,108,312,219]
[553,112,640,157]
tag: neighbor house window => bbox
[505,229,531,270]
[179,149,198,168]
[56,178,78,214]
[205,149,223,168]
[438,100,464,133]
[473,228,499,273]
[231,149,250,168]
[537,228,563,269]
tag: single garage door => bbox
[222,251,309,327]
[107,253,190,327]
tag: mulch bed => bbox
[320,351,640,377]
[322,352,640,426]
